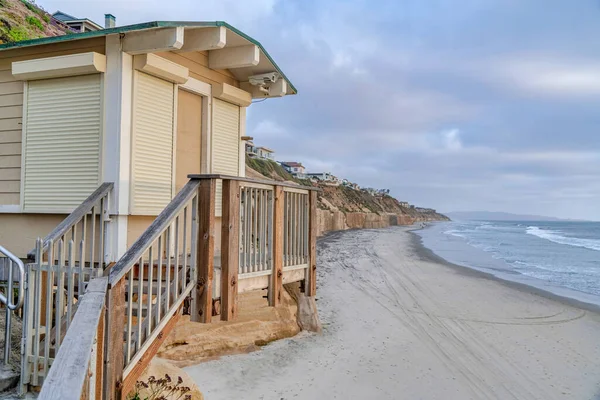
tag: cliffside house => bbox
[280,161,306,177]
[245,139,258,156]
[0,21,318,397]
[342,179,360,190]
[256,146,275,160]
[52,11,106,32]
[245,141,275,160]
[307,172,339,185]
[399,201,410,208]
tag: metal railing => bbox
[0,246,25,367]
[239,184,274,277]
[20,182,113,391]
[283,188,310,270]
[107,179,200,379]
[37,277,107,400]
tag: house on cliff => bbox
[280,161,306,177]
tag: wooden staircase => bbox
[29,175,319,400]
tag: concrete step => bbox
[0,365,19,394]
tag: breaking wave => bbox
[526,226,600,252]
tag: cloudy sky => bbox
[42,0,600,220]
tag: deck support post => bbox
[104,279,125,400]
[270,186,284,306]
[192,178,216,323]
[220,179,240,321]
[306,190,317,296]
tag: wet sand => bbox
[185,226,600,399]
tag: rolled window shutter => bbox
[131,72,175,215]
[23,74,102,212]
[212,98,240,215]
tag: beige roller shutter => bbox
[23,74,102,212]
[212,98,240,215]
[131,71,175,215]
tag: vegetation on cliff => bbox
[0,0,70,44]
[246,157,450,225]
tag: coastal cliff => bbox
[246,157,450,236]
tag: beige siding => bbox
[212,98,241,215]
[0,38,105,206]
[0,213,66,258]
[131,72,175,215]
[23,74,102,212]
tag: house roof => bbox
[280,161,304,168]
[0,21,297,95]
[256,146,274,153]
[52,11,77,22]
[52,11,104,30]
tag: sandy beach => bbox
[185,226,600,399]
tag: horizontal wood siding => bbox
[0,38,105,207]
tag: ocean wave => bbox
[443,229,467,238]
[526,226,600,252]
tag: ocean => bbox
[416,220,600,307]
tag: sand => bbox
[185,226,600,399]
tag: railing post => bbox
[192,178,216,323]
[306,190,317,296]
[220,179,239,321]
[95,302,105,400]
[105,279,125,400]
[270,186,284,306]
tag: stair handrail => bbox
[106,178,203,397]
[26,182,114,260]
[0,245,25,366]
[108,179,200,285]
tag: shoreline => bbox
[185,226,600,399]
[408,224,600,316]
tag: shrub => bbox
[127,374,191,400]
[7,27,30,42]
[42,14,50,23]
[20,0,37,13]
[26,16,43,30]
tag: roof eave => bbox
[0,21,297,95]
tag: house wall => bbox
[0,37,106,208]
[0,214,66,258]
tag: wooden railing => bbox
[37,277,107,400]
[213,175,318,320]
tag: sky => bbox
[40,0,600,220]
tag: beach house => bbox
[0,21,318,397]
[0,21,296,258]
